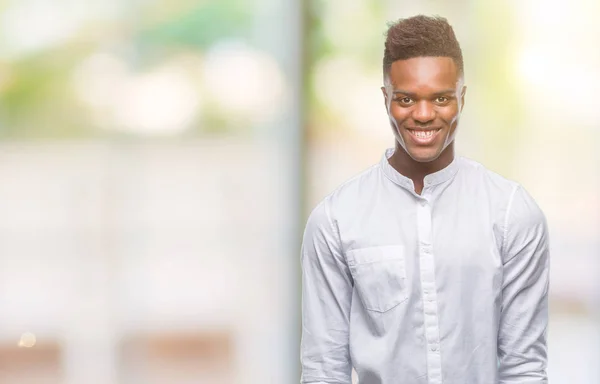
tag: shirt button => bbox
[431,345,438,352]
[420,200,427,206]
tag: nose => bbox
[412,100,435,124]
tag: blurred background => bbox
[0,0,598,383]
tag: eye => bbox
[395,97,414,105]
[435,96,449,104]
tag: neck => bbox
[388,143,455,194]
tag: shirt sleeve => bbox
[300,198,353,384]
[498,185,550,383]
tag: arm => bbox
[300,199,353,384]
[498,185,550,383]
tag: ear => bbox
[459,85,467,113]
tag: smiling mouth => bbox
[407,128,442,139]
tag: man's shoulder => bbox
[314,162,382,208]
[458,156,520,194]
[335,162,382,194]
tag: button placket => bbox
[417,196,443,383]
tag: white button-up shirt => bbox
[300,149,549,384]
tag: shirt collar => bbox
[380,148,461,190]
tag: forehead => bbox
[388,56,460,91]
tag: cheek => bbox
[439,107,460,125]
[388,106,408,122]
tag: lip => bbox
[405,128,442,145]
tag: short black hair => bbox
[383,15,464,79]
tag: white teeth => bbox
[412,130,436,138]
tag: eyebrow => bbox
[392,89,456,97]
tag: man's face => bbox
[382,56,466,163]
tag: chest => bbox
[338,196,504,286]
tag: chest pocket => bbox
[346,245,408,313]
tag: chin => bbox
[407,149,442,163]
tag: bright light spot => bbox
[72,54,202,135]
[1,0,81,57]
[18,332,36,348]
[517,49,600,124]
[516,0,571,30]
[0,0,125,58]
[113,67,201,135]
[516,50,548,87]
[514,0,600,125]
[203,41,287,124]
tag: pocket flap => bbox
[347,245,404,265]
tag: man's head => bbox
[382,15,466,165]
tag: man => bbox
[300,15,549,384]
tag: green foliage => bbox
[137,0,253,50]
[0,47,96,138]
[0,0,255,139]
